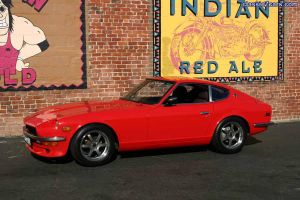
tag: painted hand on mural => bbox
[170,15,271,69]
[0,0,49,75]
[16,58,30,71]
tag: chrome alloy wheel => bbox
[220,122,244,149]
[80,130,110,161]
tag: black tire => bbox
[70,124,118,167]
[211,117,247,154]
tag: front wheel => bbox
[70,124,118,167]
[211,118,247,154]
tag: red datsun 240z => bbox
[24,78,273,166]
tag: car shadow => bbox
[31,153,74,165]
[30,137,262,164]
[120,136,262,159]
[245,136,262,146]
[119,145,209,159]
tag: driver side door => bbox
[148,83,213,145]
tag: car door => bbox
[147,83,213,143]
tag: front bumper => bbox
[23,130,66,143]
[23,126,68,158]
[254,122,275,128]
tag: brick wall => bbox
[233,1,300,121]
[0,0,299,136]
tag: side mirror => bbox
[164,96,178,106]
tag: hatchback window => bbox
[211,86,229,101]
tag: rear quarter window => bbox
[211,86,229,101]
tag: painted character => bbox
[0,0,49,76]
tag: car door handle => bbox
[200,111,210,115]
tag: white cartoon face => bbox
[0,0,9,35]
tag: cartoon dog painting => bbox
[0,0,49,84]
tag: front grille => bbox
[25,125,37,136]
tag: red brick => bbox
[0,0,299,136]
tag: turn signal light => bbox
[62,126,72,132]
[265,112,271,117]
[42,142,58,146]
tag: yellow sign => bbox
[153,0,284,82]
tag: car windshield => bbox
[121,79,175,105]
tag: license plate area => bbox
[24,136,32,146]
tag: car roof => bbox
[147,77,232,90]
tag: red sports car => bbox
[23,78,273,166]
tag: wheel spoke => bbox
[221,132,226,141]
[88,149,94,157]
[228,139,233,146]
[234,128,242,139]
[81,144,91,149]
[98,143,107,148]
[234,133,240,140]
[232,138,237,144]
[95,149,101,156]
[230,124,235,132]
[96,134,102,143]
[87,133,93,142]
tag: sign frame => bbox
[0,0,87,92]
[153,0,285,82]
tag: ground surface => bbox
[0,122,299,200]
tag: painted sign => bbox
[0,0,87,91]
[153,0,284,82]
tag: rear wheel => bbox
[211,118,247,154]
[70,124,117,167]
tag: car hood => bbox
[24,100,146,126]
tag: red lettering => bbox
[22,68,37,85]
[4,69,17,86]
[23,0,48,12]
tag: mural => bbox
[153,0,285,82]
[170,16,270,66]
[0,0,87,91]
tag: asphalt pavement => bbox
[0,122,299,200]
